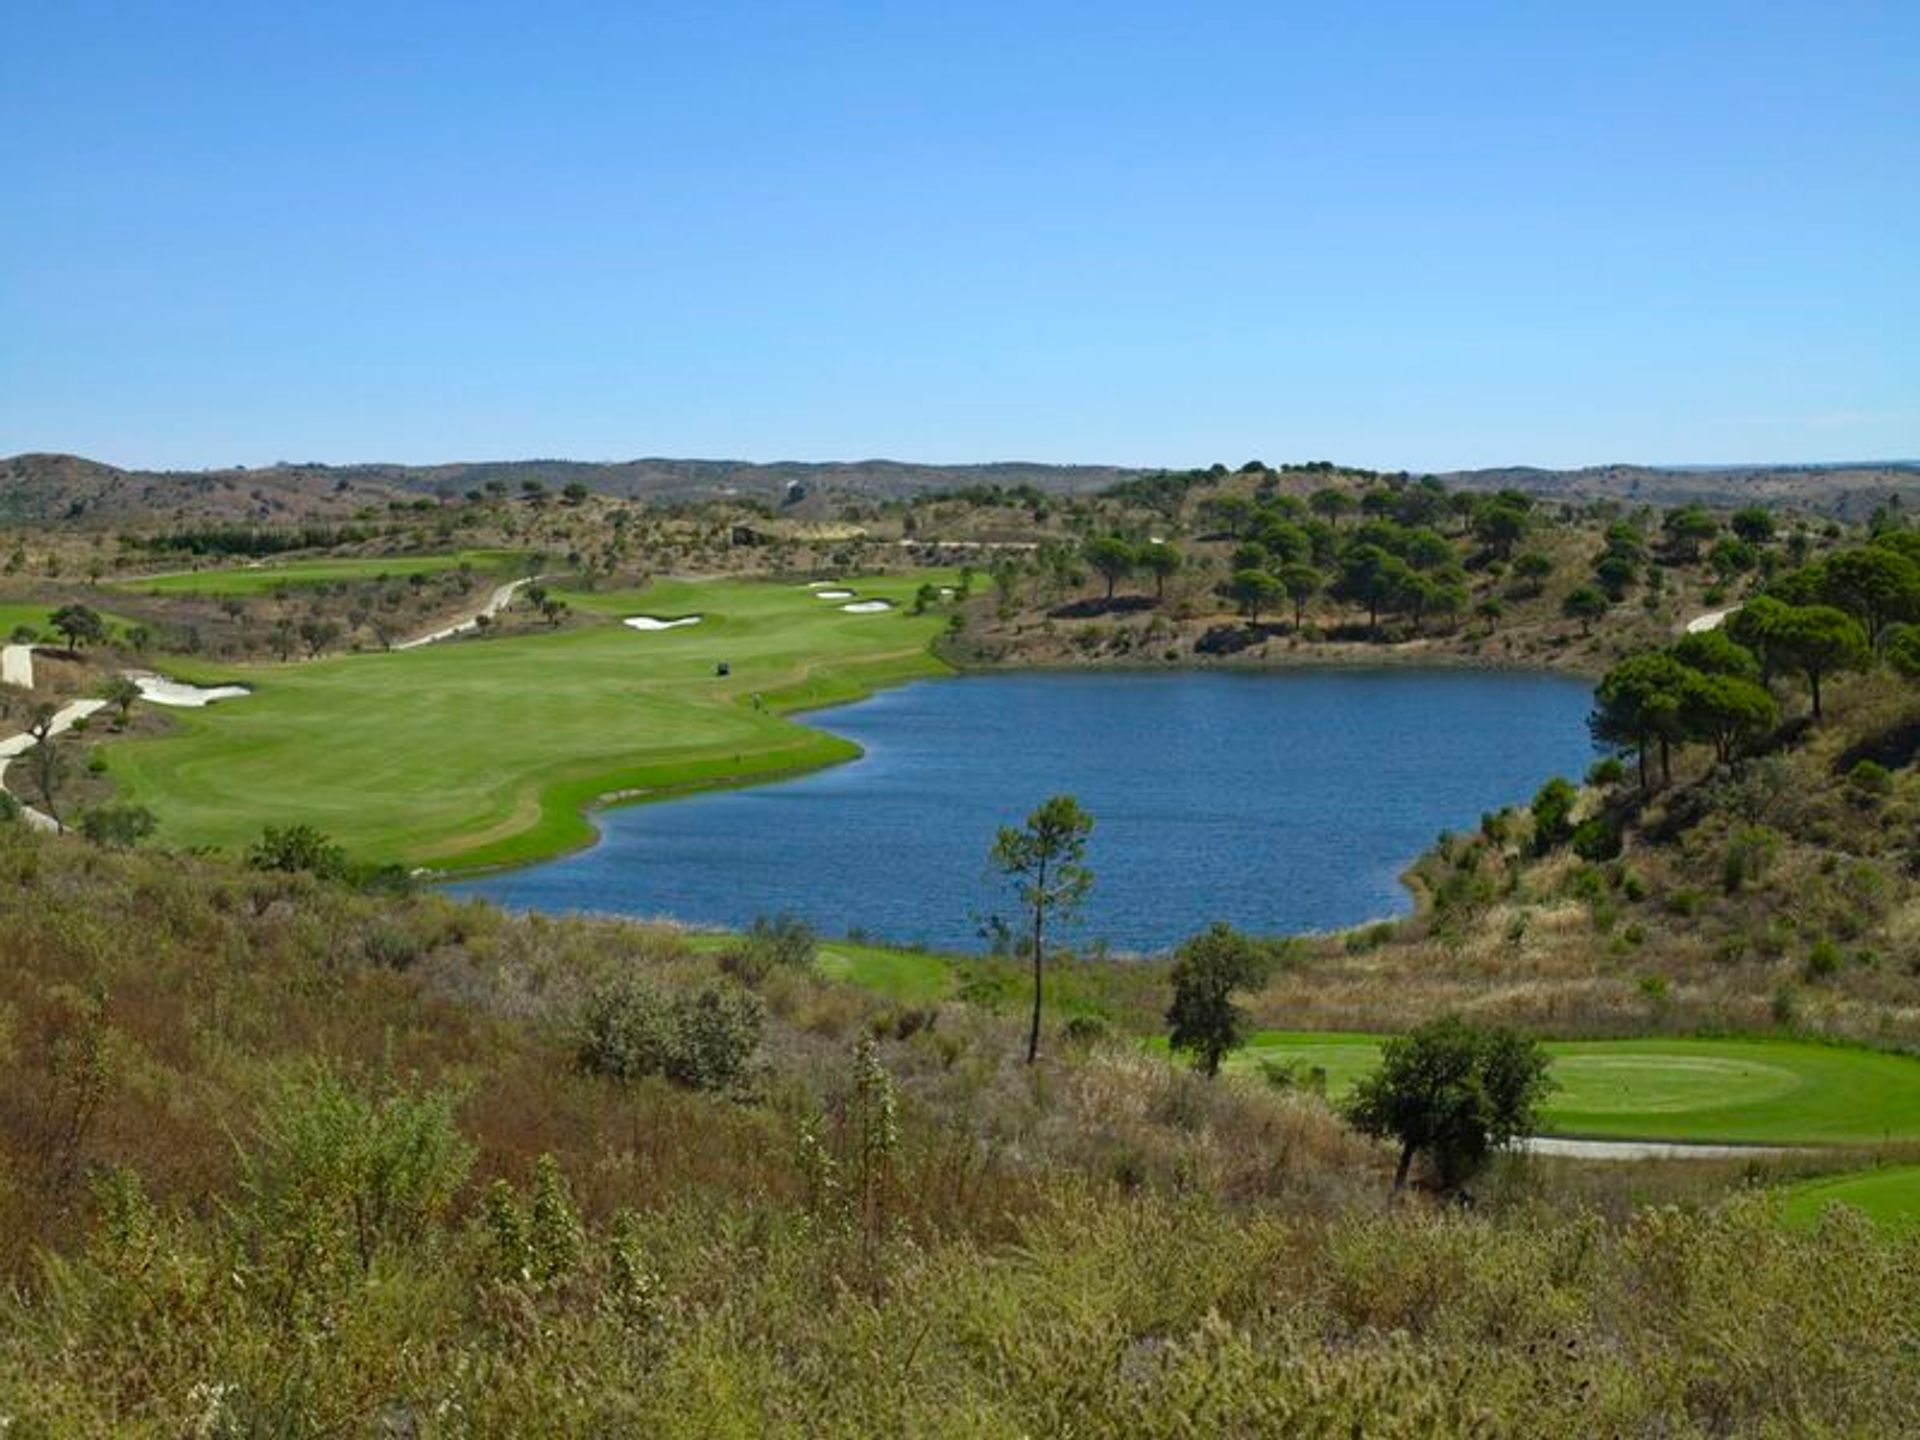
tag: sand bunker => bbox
[128,672,251,707]
[840,600,893,614]
[814,589,855,600]
[1686,606,1740,634]
[623,615,703,632]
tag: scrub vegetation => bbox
[4,462,1920,1432]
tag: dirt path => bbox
[1521,1135,1801,1162]
[394,577,536,650]
[1,644,32,690]
[0,697,109,832]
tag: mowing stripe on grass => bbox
[104,572,958,870]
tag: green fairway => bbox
[104,573,955,869]
[0,602,141,642]
[1779,1165,1920,1232]
[1215,1032,1920,1145]
[113,549,523,597]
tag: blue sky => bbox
[3,2,1915,472]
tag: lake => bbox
[451,668,1597,952]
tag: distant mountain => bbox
[1436,462,1920,519]
[6,451,1920,527]
[0,453,1143,526]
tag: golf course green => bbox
[103,573,955,868]
[113,549,524,597]
[1217,1031,1920,1145]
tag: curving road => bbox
[0,697,109,832]
[393,576,536,650]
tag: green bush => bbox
[239,1066,474,1279]
[721,912,818,985]
[247,823,349,881]
[576,978,763,1092]
[1571,816,1622,861]
[1529,777,1578,853]
[1847,759,1893,796]
[1805,938,1844,982]
[78,804,156,849]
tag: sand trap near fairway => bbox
[623,615,703,632]
[1686,605,1740,634]
[840,600,894,613]
[814,589,855,600]
[128,671,252,707]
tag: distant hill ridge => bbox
[4,451,1919,526]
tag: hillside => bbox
[8,451,1920,528]
[0,453,1146,526]
[1439,461,1920,519]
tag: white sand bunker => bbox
[127,671,251,708]
[623,615,703,632]
[840,599,894,614]
[804,581,841,589]
[814,589,855,600]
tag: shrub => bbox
[77,804,156,849]
[247,823,349,881]
[239,1066,475,1277]
[1060,1013,1109,1047]
[722,912,818,985]
[1571,816,1622,861]
[1722,824,1781,893]
[576,978,763,1092]
[1529,777,1578,853]
[1586,755,1627,787]
[1847,759,1893,797]
[1805,939,1844,982]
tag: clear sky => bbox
[3,2,1915,473]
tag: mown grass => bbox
[102,573,957,868]
[0,602,140,639]
[110,548,524,596]
[1780,1164,1920,1233]
[1212,1031,1920,1145]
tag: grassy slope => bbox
[103,573,955,869]
[1204,1031,1920,1145]
[109,549,524,596]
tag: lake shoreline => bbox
[452,666,1598,952]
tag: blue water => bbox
[451,669,1596,953]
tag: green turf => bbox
[104,573,956,869]
[815,942,953,1003]
[0,603,140,639]
[1778,1165,1920,1232]
[112,549,524,596]
[1210,1032,1920,1145]
[655,929,956,1003]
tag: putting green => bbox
[113,549,523,597]
[1220,1032,1920,1145]
[103,573,955,869]
[1779,1165,1920,1233]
